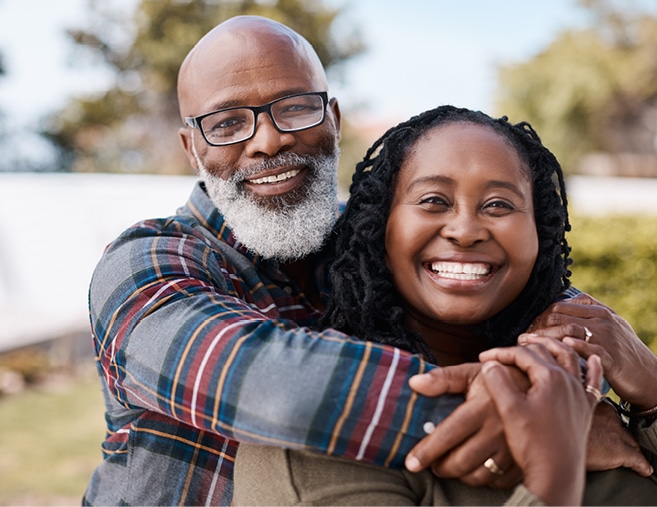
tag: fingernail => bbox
[405,455,421,472]
[517,335,527,344]
[563,337,575,347]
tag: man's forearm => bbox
[91,225,462,468]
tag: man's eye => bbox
[204,115,250,138]
[211,117,244,130]
[279,103,320,116]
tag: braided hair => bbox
[321,105,572,360]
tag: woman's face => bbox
[385,122,538,327]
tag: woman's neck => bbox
[404,311,486,366]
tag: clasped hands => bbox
[405,294,655,490]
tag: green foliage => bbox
[569,214,657,350]
[44,0,365,174]
[495,1,657,173]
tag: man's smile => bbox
[242,165,308,196]
[247,168,301,184]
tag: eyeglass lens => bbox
[199,94,325,145]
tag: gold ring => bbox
[584,327,593,343]
[585,384,602,402]
[483,457,505,476]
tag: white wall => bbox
[0,173,197,352]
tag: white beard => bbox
[193,142,339,262]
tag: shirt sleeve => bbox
[630,417,657,472]
[89,220,463,469]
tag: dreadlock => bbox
[321,105,572,360]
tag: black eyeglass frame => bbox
[185,91,330,147]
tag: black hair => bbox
[321,105,571,360]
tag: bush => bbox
[568,214,657,351]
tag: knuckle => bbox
[561,323,581,337]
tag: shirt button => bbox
[423,421,436,434]
[284,286,293,294]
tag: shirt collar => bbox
[182,180,264,265]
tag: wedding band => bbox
[585,384,602,402]
[483,457,505,476]
[584,327,593,343]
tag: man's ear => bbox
[329,97,342,142]
[179,127,199,172]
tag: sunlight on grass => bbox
[0,369,105,506]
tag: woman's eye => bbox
[484,200,515,214]
[419,196,449,208]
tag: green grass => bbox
[0,369,106,506]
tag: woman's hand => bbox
[405,362,522,489]
[478,343,602,506]
[517,333,654,477]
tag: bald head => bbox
[177,16,328,121]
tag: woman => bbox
[233,106,657,505]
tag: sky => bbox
[0,0,592,137]
[329,0,589,123]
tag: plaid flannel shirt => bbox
[83,181,462,506]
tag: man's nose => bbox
[244,112,295,157]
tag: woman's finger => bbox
[518,334,584,378]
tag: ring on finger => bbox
[584,326,593,343]
[483,457,505,476]
[585,384,602,402]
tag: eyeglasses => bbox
[185,91,329,147]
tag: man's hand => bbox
[406,363,522,488]
[528,292,657,409]
[586,396,654,476]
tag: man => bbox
[83,15,652,506]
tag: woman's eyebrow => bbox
[405,175,453,192]
[485,180,528,199]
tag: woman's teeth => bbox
[430,262,491,280]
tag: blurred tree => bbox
[494,0,657,173]
[43,0,365,177]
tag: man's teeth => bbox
[249,169,300,185]
[430,262,490,280]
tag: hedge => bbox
[568,214,657,352]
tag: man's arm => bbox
[90,219,462,468]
